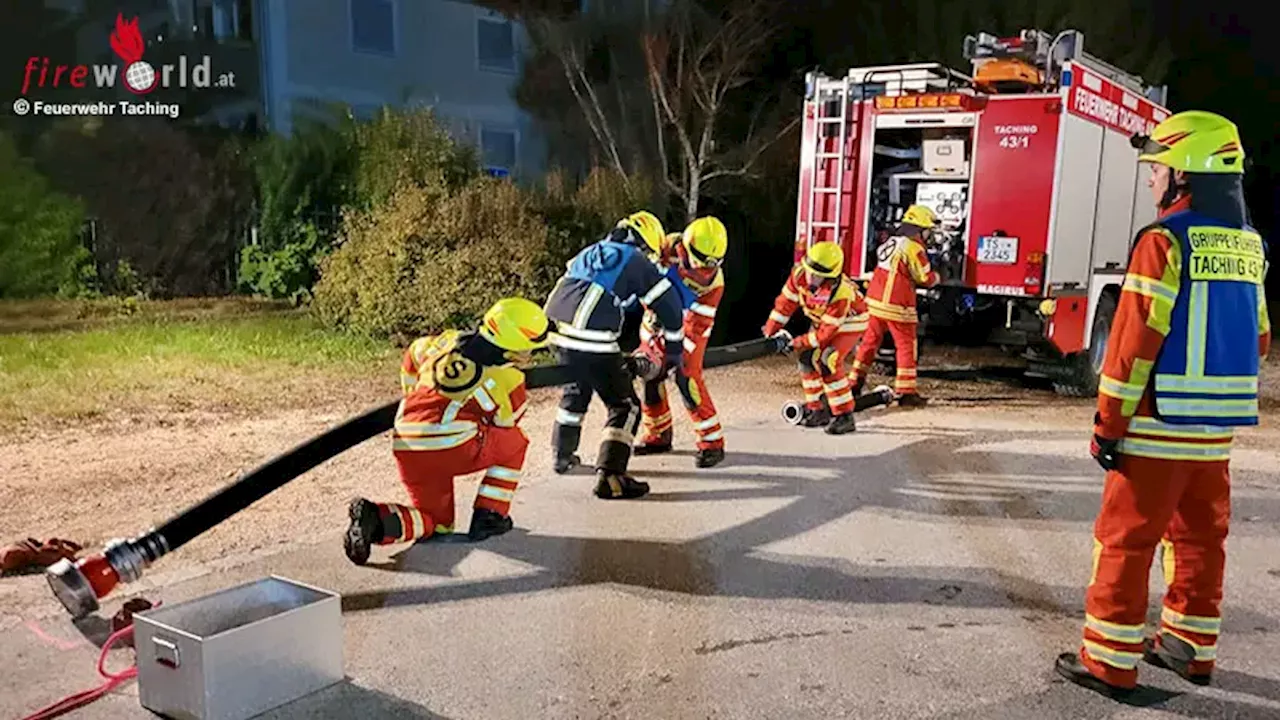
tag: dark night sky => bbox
[1149,1,1279,232]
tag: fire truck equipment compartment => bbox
[923,140,968,176]
[133,576,343,720]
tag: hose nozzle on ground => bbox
[781,401,805,424]
[46,535,166,618]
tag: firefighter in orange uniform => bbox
[849,204,940,407]
[762,241,868,435]
[1055,111,1269,697]
[635,217,730,467]
[343,297,552,565]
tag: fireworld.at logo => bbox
[20,13,236,96]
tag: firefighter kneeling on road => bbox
[1056,110,1270,697]
[545,211,686,500]
[762,241,868,435]
[849,204,940,407]
[344,297,551,566]
[635,216,729,468]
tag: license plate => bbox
[977,235,1018,264]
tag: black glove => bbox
[768,331,793,355]
[625,354,662,382]
[1090,434,1120,471]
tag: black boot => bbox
[594,470,651,499]
[344,498,383,566]
[695,447,725,468]
[554,454,581,474]
[898,393,929,408]
[468,508,514,541]
[825,413,857,435]
[800,406,832,428]
[1143,636,1212,686]
[851,377,865,397]
[1054,652,1133,700]
[633,430,673,456]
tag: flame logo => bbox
[109,14,145,64]
[109,13,157,94]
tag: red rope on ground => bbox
[18,604,163,720]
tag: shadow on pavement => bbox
[336,425,1280,719]
[930,675,1280,719]
[342,434,1279,619]
[262,679,452,719]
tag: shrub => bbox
[241,111,357,299]
[312,176,557,341]
[350,106,479,211]
[33,117,252,297]
[0,132,90,298]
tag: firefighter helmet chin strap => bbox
[1159,173,1189,211]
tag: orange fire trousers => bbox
[384,427,529,541]
[797,331,860,415]
[851,315,919,395]
[1080,454,1230,688]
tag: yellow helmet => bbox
[682,216,728,267]
[479,297,551,353]
[901,204,937,229]
[1135,110,1245,174]
[617,211,666,255]
[803,241,843,278]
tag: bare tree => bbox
[641,0,800,222]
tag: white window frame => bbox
[349,0,398,57]
[475,7,517,74]
[479,124,520,175]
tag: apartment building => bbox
[259,0,542,178]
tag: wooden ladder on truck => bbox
[802,75,865,255]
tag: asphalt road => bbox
[3,387,1280,719]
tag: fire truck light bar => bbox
[874,93,969,111]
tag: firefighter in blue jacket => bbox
[545,211,686,500]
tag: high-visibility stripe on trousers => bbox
[639,368,724,450]
[552,348,642,473]
[796,331,860,414]
[379,426,530,543]
[1079,453,1230,688]
[851,315,919,395]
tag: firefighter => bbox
[1055,110,1269,697]
[849,204,940,407]
[635,216,730,468]
[762,240,868,435]
[343,297,552,566]
[545,210,686,500]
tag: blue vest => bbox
[663,264,697,310]
[1151,210,1266,426]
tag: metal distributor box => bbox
[133,576,344,720]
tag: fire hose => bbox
[46,337,785,618]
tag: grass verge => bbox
[0,299,399,433]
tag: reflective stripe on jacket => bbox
[393,331,528,452]
[763,266,868,349]
[865,235,938,323]
[1095,197,1272,458]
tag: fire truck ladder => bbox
[804,78,860,251]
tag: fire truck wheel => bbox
[1053,291,1117,397]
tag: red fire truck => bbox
[795,29,1171,395]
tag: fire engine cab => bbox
[795,29,1171,395]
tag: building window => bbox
[351,0,396,56]
[476,10,516,72]
[191,0,253,41]
[480,126,518,175]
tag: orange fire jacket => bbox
[865,235,939,323]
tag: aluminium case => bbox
[132,575,344,720]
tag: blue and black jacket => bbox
[545,230,686,366]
